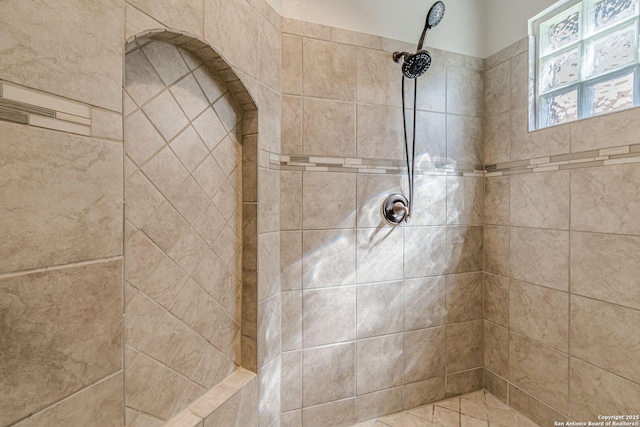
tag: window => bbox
[530,0,640,129]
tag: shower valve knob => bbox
[382,193,409,226]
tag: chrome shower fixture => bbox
[392,1,445,80]
[383,1,445,226]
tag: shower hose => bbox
[401,76,418,219]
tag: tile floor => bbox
[352,390,541,427]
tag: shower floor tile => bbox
[352,390,541,427]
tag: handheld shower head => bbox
[393,1,445,79]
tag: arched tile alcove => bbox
[123,30,258,423]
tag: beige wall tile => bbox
[142,42,189,86]
[510,227,569,291]
[92,108,124,141]
[483,226,509,277]
[411,175,448,226]
[445,273,483,323]
[405,63,447,113]
[170,74,209,121]
[570,358,640,420]
[484,321,509,378]
[404,327,446,383]
[301,398,356,427]
[403,277,446,331]
[13,373,123,427]
[357,281,403,338]
[331,27,382,49]
[483,369,507,404]
[484,61,511,117]
[356,104,404,160]
[303,343,355,406]
[357,48,402,108]
[510,280,569,352]
[510,108,570,161]
[281,291,302,351]
[510,52,529,112]
[446,226,483,274]
[258,355,281,427]
[570,295,640,384]
[356,334,403,395]
[357,228,403,283]
[446,320,483,374]
[281,231,302,291]
[303,229,356,289]
[571,107,640,152]
[446,368,483,398]
[204,0,259,77]
[259,167,280,233]
[572,163,640,235]
[282,35,303,95]
[125,48,165,108]
[302,38,356,101]
[447,66,484,117]
[258,231,280,301]
[403,226,447,278]
[131,0,203,37]
[414,111,447,161]
[281,95,302,155]
[303,97,355,157]
[509,332,569,414]
[510,171,570,230]
[356,387,404,422]
[281,351,302,412]
[282,18,331,40]
[0,123,122,273]
[486,37,528,70]
[571,231,640,310]
[508,385,566,427]
[484,177,510,226]
[302,172,356,229]
[403,377,446,410]
[258,18,281,91]
[258,295,281,369]
[125,109,165,166]
[356,174,402,228]
[484,274,509,327]
[281,410,301,427]
[303,286,355,347]
[0,261,122,426]
[483,112,511,165]
[446,177,484,226]
[0,0,123,111]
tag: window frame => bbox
[529,0,640,130]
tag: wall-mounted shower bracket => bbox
[382,193,409,226]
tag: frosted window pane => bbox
[541,89,579,126]
[541,6,581,55]
[587,0,638,33]
[585,25,636,77]
[587,72,635,114]
[540,48,580,92]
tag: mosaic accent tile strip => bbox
[278,154,485,176]
[485,144,640,176]
[0,80,92,136]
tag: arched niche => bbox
[122,30,258,423]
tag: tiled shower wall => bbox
[123,39,245,423]
[0,0,282,426]
[483,38,640,425]
[278,19,486,427]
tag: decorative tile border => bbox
[485,144,640,176]
[0,80,92,136]
[276,154,485,176]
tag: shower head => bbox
[417,1,446,50]
[393,1,445,79]
[394,50,432,79]
[427,1,446,29]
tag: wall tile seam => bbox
[0,255,123,280]
[9,370,124,427]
